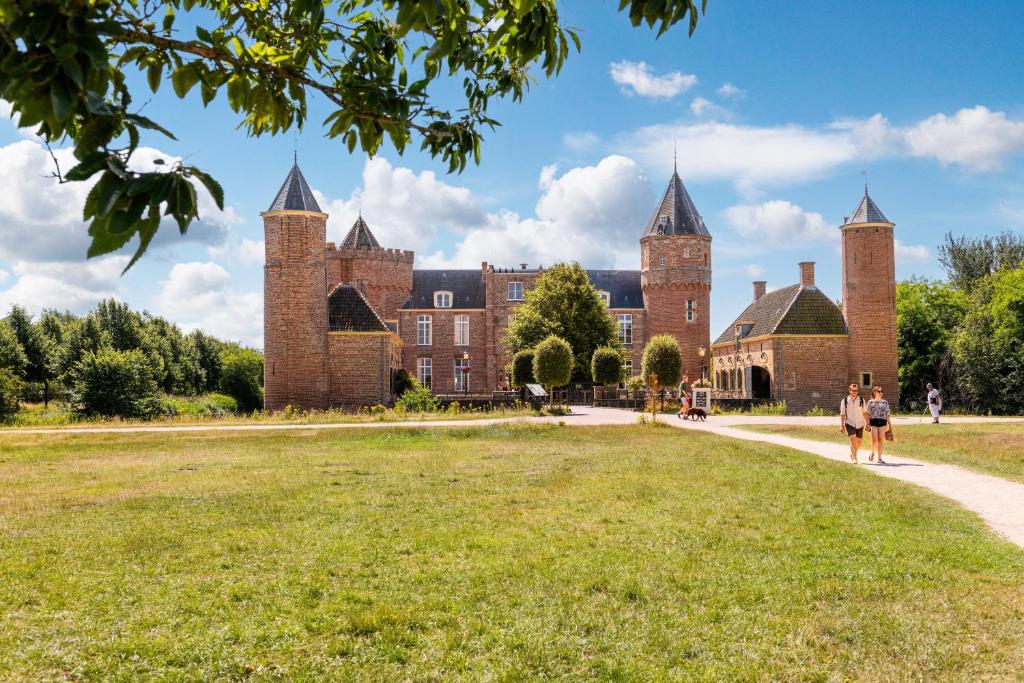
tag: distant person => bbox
[839,383,869,463]
[866,386,892,464]
[676,374,690,419]
[926,383,942,424]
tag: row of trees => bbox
[0,300,263,420]
[897,231,1024,414]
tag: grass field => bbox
[742,422,1024,484]
[2,424,1024,680]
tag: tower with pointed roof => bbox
[262,160,330,410]
[841,187,899,407]
[640,167,713,379]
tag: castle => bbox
[262,160,898,413]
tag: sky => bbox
[1,0,1023,348]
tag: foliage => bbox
[626,375,646,395]
[5,305,57,404]
[0,367,23,421]
[896,278,969,410]
[641,335,682,390]
[392,368,414,397]
[591,346,624,386]
[505,263,618,381]
[510,349,535,388]
[189,330,224,392]
[68,348,159,418]
[0,320,28,378]
[805,406,831,417]
[219,347,264,413]
[532,335,573,389]
[0,0,704,268]
[748,401,787,416]
[393,381,440,412]
[938,230,1024,293]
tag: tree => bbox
[59,314,108,378]
[220,347,264,413]
[0,1,705,269]
[938,231,1024,292]
[0,368,22,422]
[5,305,57,406]
[505,263,618,381]
[896,278,969,410]
[510,349,535,388]
[189,330,224,392]
[591,346,624,389]
[68,348,160,418]
[392,368,414,397]
[96,300,145,351]
[0,320,28,378]
[532,335,573,395]
[641,335,681,418]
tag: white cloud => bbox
[609,61,697,99]
[894,240,931,264]
[420,155,653,269]
[831,113,906,159]
[717,83,744,98]
[208,238,264,266]
[724,200,838,244]
[904,106,1024,171]
[743,264,767,277]
[690,97,729,119]
[0,257,127,316]
[538,164,558,190]
[315,157,486,253]
[155,261,262,346]
[0,269,8,283]
[562,131,600,152]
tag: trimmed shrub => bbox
[393,368,415,397]
[0,368,23,422]
[591,346,624,387]
[641,335,682,390]
[511,349,535,387]
[394,382,440,412]
[220,348,264,413]
[68,348,159,418]
[533,335,573,389]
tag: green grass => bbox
[741,422,1024,484]
[2,424,1024,680]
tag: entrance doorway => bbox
[751,366,772,400]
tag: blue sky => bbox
[1,0,1022,346]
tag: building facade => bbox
[262,161,712,410]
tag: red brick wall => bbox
[399,309,487,393]
[263,211,329,411]
[774,336,849,414]
[640,234,712,379]
[483,268,540,391]
[841,223,899,407]
[328,333,400,406]
[325,246,413,322]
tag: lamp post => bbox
[698,346,707,382]
[462,351,470,396]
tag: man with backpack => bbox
[839,383,870,463]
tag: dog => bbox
[683,407,707,422]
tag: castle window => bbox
[417,315,432,346]
[433,291,453,308]
[658,254,665,267]
[684,247,691,258]
[417,358,432,389]
[598,290,610,306]
[617,314,633,346]
[454,358,469,392]
[620,359,633,390]
[686,299,696,322]
[454,315,469,346]
[860,372,873,388]
[508,282,524,301]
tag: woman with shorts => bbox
[866,386,892,464]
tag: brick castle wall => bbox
[399,309,487,393]
[775,336,849,414]
[841,223,900,408]
[328,333,400,406]
[263,211,329,411]
[325,246,413,321]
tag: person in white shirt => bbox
[839,383,870,463]
[926,383,942,424]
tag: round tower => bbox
[262,160,329,411]
[841,187,899,408]
[640,169,712,379]
[326,215,414,322]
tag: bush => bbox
[394,382,440,412]
[220,348,264,413]
[591,346,624,386]
[511,349,536,387]
[533,335,573,388]
[641,335,682,390]
[0,367,23,422]
[68,348,159,418]
[805,405,830,417]
[393,368,414,397]
[626,375,646,395]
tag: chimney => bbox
[753,281,767,301]
[799,261,815,287]
[521,263,527,271]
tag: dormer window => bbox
[433,291,453,308]
[598,291,610,306]
[508,282,524,301]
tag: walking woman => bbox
[866,386,893,464]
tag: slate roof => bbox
[642,170,711,238]
[267,162,321,212]
[714,283,847,345]
[404,270,486,309]
[587,270,644,308]
[341,215,381,249]
[328,284,390,332]
[846,190,890,224]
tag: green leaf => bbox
[189,169,224,209]
[147,62,162,93]
[65,152,108,182]
[171,65,199,98]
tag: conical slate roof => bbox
[267,161,321,212]
[642,170,710,238]
[341,215,381,249]
[846,189,890,224]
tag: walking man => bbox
[839,383,869,463]
[926,383,942,423]
[676,374,690,419]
